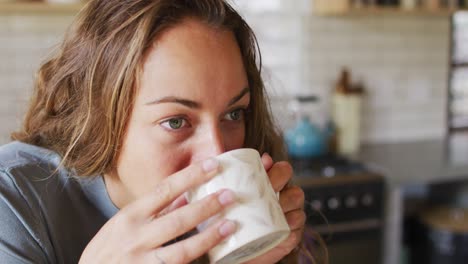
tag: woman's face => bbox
[105,19,250,208]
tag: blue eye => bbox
[161,118,187,130]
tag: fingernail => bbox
[218,189,235,205]
[203,158,219,172]
[219,220,236,237]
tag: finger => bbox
[155,219,236,264]
[268,161,293,192]
[158,194,188,217]
[285,209,306,231]
[279,186,305,213]
[140,189,236,248]
[278,228,302,254]
[261,153,274,171]
[169,194,188,211]
[129,158,220,219]
[243,228,301,264]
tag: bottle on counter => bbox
[284,96,327,159]
[331,68,364,156]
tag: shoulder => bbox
[0,141,67,190]
[0,141,59,171]
[0,140,64,219]
[0,141,59,263]
[0,141,75,211]
[0,141,78,206]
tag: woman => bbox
[0,0,308,263]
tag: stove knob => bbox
[322,166,336,177]
[361,193,374,207]
[327,197,340,210]
[345,195,358,208]
[310,199,322,211]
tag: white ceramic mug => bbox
[186,148,290,264]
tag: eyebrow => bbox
[145,87,250,109]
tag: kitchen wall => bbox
[0,15,74,143]
[0,0,451,144]
[235,0,451,143]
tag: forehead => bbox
[137,19,248,105]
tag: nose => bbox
[192,123,225,162]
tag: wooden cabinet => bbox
[313,0,468,16]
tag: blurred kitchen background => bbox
[1,0,468,264]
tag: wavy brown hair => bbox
[12,0,285,176]
[12,0,326,263]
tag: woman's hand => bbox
[79,159,236,264]
[245,153,306,264]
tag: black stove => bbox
[292,155,386,264]
[290,155,368,178]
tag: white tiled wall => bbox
[236,0,451,143]
[0,1,451,144]
[0,15,74,144]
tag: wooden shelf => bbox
[452,62,468,67]
[0,1,85,14]
[313,6,468,16]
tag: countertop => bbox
[356,137,468,188]
[354,136,468,264]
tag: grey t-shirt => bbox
[0,141,119,264]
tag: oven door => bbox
[300,225,382,264]
[296,174,385,264]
